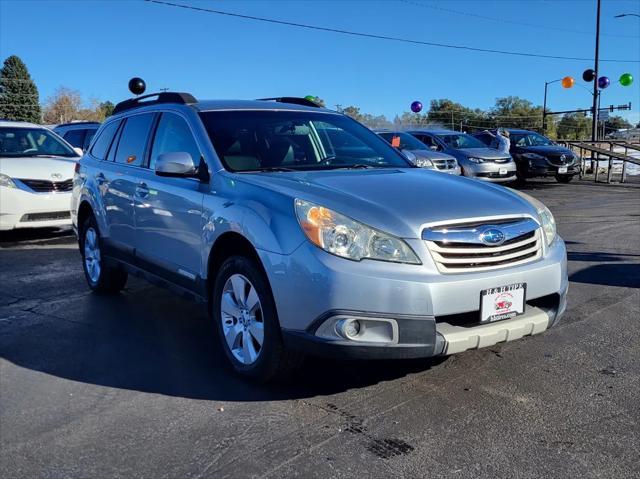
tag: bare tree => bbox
[42,87,109,124]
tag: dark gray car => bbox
[408,129,517,183]
[374,130,460,175]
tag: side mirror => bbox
[73,147,84,157]
[155,152,196,177]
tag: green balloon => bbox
[619,73,633,87]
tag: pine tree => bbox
[0,55,42,123]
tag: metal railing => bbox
[558,140,640,183]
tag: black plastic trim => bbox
[257,97,321,108]
[113,92,197,115]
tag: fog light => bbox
[336,319,362,339]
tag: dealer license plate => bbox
[480,283,526,323]
[499,167,508,175]
[558,166,568,174]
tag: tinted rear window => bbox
[63,129,86,149]
[114,114,155,166]
[90,121,121,160]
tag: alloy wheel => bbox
[84,227,101,283]
[220,274,264,365]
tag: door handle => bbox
[135,182,149,198]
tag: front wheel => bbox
[80,214,127,293]
[212,256,302,383]
[555,174,573,183]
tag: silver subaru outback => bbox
[71,91,568,382]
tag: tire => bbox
[555,175,573,183]
[515,170,527,185]
[212,255,303,383]
[80,214,127,293]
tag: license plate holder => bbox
[480,283,526,323]
[558,166,568,174]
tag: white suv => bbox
[0,120,81,231]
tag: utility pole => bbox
[591,0,601,141]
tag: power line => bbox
[398,0,640,39]
[144,0,639,63]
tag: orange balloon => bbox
[561,76,575,89]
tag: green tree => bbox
[426,99,493,131]
[490,96,550,134]
[336,105,391,129]
[557,112,591,140]
[0,55,41,123]
[98,101,115,118]
[604,115,632,133]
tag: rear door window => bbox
[90,121,121,160]
[114,114,155,167]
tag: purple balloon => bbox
[411,101,423,113]
[598,76,610,89]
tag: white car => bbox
[0,120,81,231]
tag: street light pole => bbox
[543,79,562,135]
[591,0,601,141]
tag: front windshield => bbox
[199,111,412,172]
[437,133,487,149]
[0,127,77,158]
[378,132,428,151]
[511,132,554,147]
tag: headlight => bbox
[294,199,421,264]
[402,150,417,164]
[0,173,17,189]
[414,158,434,168]
[467,157,484,163]
[522,153,545,160]
[510,190,556,246]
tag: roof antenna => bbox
[128,77,146,96]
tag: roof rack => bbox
[55,121,101,127]
[257,97,321,108]
[112,92,197,115]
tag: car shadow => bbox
[0,285,446,402]
[0,227,74,247]
[567,251,639,262]
[569,263,640,289]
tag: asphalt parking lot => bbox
[1,179,639,478]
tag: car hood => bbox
[234,168,538,239]
[458,148,511,159]
[403,149,456,161]
[516,145,573,156]
[0,156,78,181]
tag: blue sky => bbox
[1,0,639,124]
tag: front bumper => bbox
[461,161,517,183]
[436,166,461,176]
[260,237,568,359]
[0,186,71,231]
[523,161,580,178]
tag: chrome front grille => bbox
[546,154,574,166]
[18,178,73,193]
[433,159,458,170]
[422,217,542,273]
